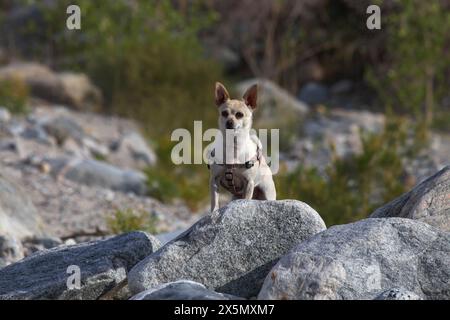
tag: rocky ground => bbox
[0,64,201,258]
[0,62,449,300]
[0,104,198,242]
[0,166,448,300]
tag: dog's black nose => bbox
[226,120,234,129]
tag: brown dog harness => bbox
[207,146,262,194]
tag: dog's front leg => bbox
[210,179,220,212]
[243,180,255,199]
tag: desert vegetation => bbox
[0,0,448,226]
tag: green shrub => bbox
[92,153,108,162]
[145,166,180,205]
[145,164,210,211]
[3,1,223,211]
[366,0,450,129]
[11,1,223,210]
[431,109,450,133]
[0,77,29,114]
[26,0,222,138]
[144,137,210,211]
[276,116,416,226]
[106,208,159,235]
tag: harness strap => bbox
[207,147,261,169]
[207,146,262,195]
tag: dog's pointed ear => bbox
[215,82,230,107]
[243,84,257,110]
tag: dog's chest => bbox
[217,168,247,195]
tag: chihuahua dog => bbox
[208,82,276,212]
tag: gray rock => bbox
[236,79,309,114]
[0,107,11,123]
[330,80,353,95]
[0,174,43,239]
[0,139,19,153]
[370,166,450,232]
[289,108,385,173]
[404,134,450,184]
[0,235,24,268]
[2,120,24,136]
[235,79,309,133]
[49,157,148,195]
[22,236,63,256]
[0,232,161,300]
[374,288,422,300]
[21,125,51,145]
[0,63,101,110]
[128,200,326,298]
[61,137,85,157]
[0,63,64,106]
[110,132,156,169]
[258,218,450,300]
[43,116,85,145]
[130,280,244,300]
[81,137,109,159]
[298,82,329,105]
[64,239,77,246]
[58,72,102,111]
[155,229,186,246]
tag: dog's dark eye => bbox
[221,111,229,117]
[235,112,244,119]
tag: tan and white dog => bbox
[208,82,276,212]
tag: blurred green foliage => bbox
[29,0,222,137]
[433,109,450,133]
[276,116,416,226]
[0,77,29,114]
[106,208,159,235]
[0,0,446,223]
[20,0,222,209]
[367,0,450,129]
[144,137,210,211]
